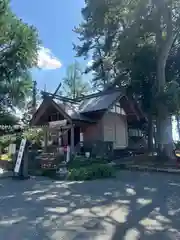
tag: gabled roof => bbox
[31,89,146,126]
[53,100,94,122]
[78,91,123,113]
[53,90,123,120]
[31,90,124,125]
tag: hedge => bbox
[67,164,115,181]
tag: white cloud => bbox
[37,46,62,70]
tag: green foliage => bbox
[0,110,19,127]
[61,61,91,98]
[74,0,180,114]
[67,155,114,181]
[42,169,56,178]
[68,156,108,169]
[74,0,180,152]
[0,132,22,152]
[7,73,33,109]
[67,164,115,181]
[23,128,43,146]
[154,81,180,115]
[0,0,39,110]
[0,128,43,152]
[0,133,17,149]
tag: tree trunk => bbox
[156,57,168,155]
[147,113,153,153]
[157,114,174,158]
[32,80,37,114]
[176,114,180,140]
[156,23,174,158]
[154,2,175,158]
[153,120,158,150]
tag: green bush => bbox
[67,164,115,181]
[68,156,109,169]
[42,169,56,178]
[175,141,180,149]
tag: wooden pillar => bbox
[44,126,48,152]
[70,125,74,154]
[58,129,62,147]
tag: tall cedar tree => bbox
[74,0,180,155]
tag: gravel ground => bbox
[0,171,180,239]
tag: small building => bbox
[30,89,147,154]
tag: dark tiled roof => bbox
[31,89,145,125]
[78,91,123,113]
[54,90,123,121]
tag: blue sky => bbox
[11,0,86,92]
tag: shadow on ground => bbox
[0,171,180,239]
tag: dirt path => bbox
[0,172,180,239]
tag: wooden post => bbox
[44,126,48,152]
[22,148,29,179]
[70,125,74,154]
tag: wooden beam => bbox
[30,98,50,126]
[75,88,124,101]
[41,91,77,103]
[51,83,62,98]
[49,124,72,130]
[42,88,124,103]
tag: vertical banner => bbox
[14,139,27,174]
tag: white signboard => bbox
[14,139,27,173]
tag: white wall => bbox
[103,112,128,149]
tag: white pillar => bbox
[66,146,70,162]
[80,132,84,142]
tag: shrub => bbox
[0,154,12,161]
[42,169,56,178]
[175,141,180,149]
[67,164,115,181]
[68,156,109,169]
[23,128,43,147]
[0,160,13,171]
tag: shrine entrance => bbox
[30,90,86,159]
[43,120,77,154]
